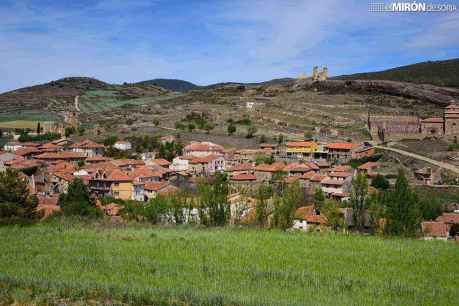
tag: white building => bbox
[114,141,132,151]
[170,156,190,172]
[3,142,23,152]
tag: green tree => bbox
[255,184,272,228]
[259,134,267,143]
[104,135,118,147]
[153,119,160,127]
[384,170,421,237]
[188,123,196,132]
[65,127,76,138]
[371,174,389,190]
[175,122,185,130]
[304,131,312,140]
[272,181,303,230]
[77,127,85,136]
[322,199,344,231]
[350,172,369,231]
[0,169,39,224]
[314,187,325,209]
[36,122,41,135]
[227,123,236,135]
[197,173,230,226]
[59,178,100,217]
[246,125,258,138]
[144,195,168,224]
[277,134,284,144]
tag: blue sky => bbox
[1,0,458,93]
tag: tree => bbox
[175,122,185,130]
[0,129,3,138]
[104,135,118,147]
[272,181,303,230]
[371,174,389,190]
[144,195,168,224]
[227,123,236,135]
[350,172,369,231]
[384,170,421,237]
[153,119,160,127]
[314,187,325,209]
[259,134,267,143]
[59,178,100,217]
[65,127,76,138]
[246,125,258,138]
[304,131,312,140]
[197,173,230,226]
[322,200,344,231]
[277,134,284,144]
[204,122,214,134]
[255,184,272,228]
[188,123,196,132]
[36,122,41,135]
[77,127,85,136]
[0,169,39,224]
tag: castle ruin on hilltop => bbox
[297,66,328,81]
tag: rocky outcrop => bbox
[293,79,459,106]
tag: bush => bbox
[0,169,39,224]
[59,178,101,217]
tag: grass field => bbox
[0,120,40,129]
[0,111,59,122]
[0,221,457,305]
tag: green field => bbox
[0,120,40,129]
[0,221,457,305]
[0,111,59,122]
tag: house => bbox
[254,162,285,182]
[285,141,318,160]
[70,139,105,157]
[292,206,326,231]
[89,168,133,200]
[326,142,358,163]
[34,152,86,163]
[14,147,41,159]
[188,155,225,176]
[111,159,145,172]
[170,156,190,172]
[357,162,380,175]
[38,142,63,153]
[226,163,254,177]
[183,141,224,157]
[353,145,375,159]
[144,181,178,200]
[3,142,23,152]
[233,149,269,164]
[49,171,75,194]
[283,163,315,176]
[421,222,449,240]
[113,140,132,151]
[230,173,258,191]
[86,156,112,164]
[152,158,171,168]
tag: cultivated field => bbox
[0,221,457,305]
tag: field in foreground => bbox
[0,221,457,306]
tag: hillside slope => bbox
[0,77,172,117]
[136,78,199,92]
[335,59,459,88]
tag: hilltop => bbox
[135,78,199,92]
[335,58,459,88]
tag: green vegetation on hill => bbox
[136,78,199,92]
[336,58,459,88]
[0,221,457,305]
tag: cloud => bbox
[0,0,457,93]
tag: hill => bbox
[0,77,174,120]
[335,58,459,88]
[135,78,199,92]
[203,77,295,89]
[1,222,457,305]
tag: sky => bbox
[1,0,458,93]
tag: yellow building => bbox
[111,180,134,200]
[286,141,318,159]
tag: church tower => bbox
[444,102,459,135]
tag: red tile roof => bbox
[329,171,352,178]
[436,213,459,224]
[111,159,145,168]
[310,174,326,182]
[86,156,112,163]
[284,176,300,184]
[283,163,311,173]
[305,214,327,225]
[358,162,380,170]
[153,158,171,166]
[189,155,221,164]
[14,147,40,156]
[70,139,104,149]
[330,165,352,172]
[255,162,285,172]
[231,173,257,181]
[144,181,170,191]
[286,141,316,148]
[294,205,315,220]
[106,169,132,182]
[35,152,86,160]
[184,142,224,153]
[327,142,357,150]
[52,171,75,182]
[301,171,316,180]
[228,163,254,172]
[321,178,345,186]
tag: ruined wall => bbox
[444,104,459,135]
[420,122,443,136]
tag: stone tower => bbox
[312,66,319,81]
[444,102,459,135]
[318,67,328,81]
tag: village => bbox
[1,117,458,240]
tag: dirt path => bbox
[376,145,459,174]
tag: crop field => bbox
[0,120,40,129]
[0,221,457,305]
[0,111,60,123]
